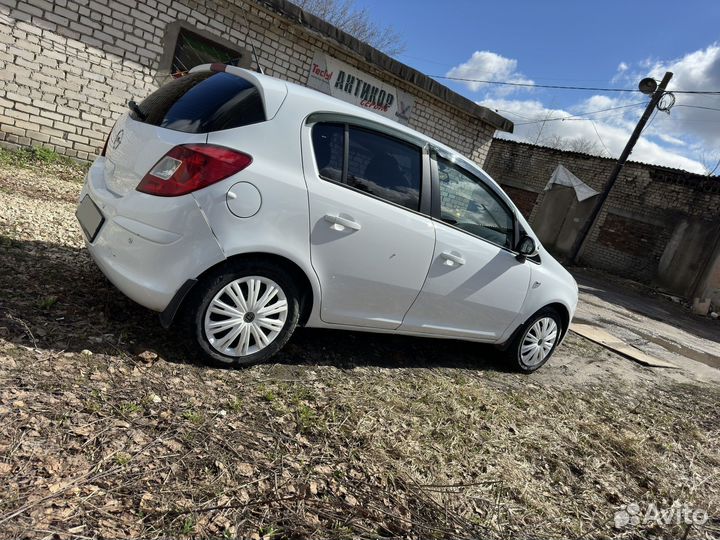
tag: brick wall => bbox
[598,213,662,257]
[485,138,720,284]
[501,185,538,218]
[0,0,497,163]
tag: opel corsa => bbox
[76,64,578,373]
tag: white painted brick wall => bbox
[0,0,497,163]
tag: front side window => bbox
[438,158,514,248]
[311,122,422,211]
[130,72,265,133]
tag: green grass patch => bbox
[0,145,89,179]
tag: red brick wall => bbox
[501,185,538,219]
[598,214,660,256]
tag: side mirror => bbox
[516,235,539,261]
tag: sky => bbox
[354,0,720,173]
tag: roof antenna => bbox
[250,43,264,74]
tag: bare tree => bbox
[292,0,406,56]
[697,150,720,176]
[539,134,605,156]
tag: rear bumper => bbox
[78,158,225,312]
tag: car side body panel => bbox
[79,66,578,350]
[399,222,532,341]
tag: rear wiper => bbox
[128,100,146,120]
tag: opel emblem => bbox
[111,129,124,150]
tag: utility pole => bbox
[570,71,674,264]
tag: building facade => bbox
[0,0,511,162]
[485,138,720,313]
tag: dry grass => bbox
[0,154,718,539]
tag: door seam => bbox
[397,220,438,327]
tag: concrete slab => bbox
[572,269,720,372]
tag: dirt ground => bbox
[0,156,718,539]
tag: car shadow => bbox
[0,235,510,372]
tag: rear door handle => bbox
[324,213,361,231]
[440,251,465,266]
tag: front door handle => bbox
[440,251,465,266]
[324,213,361,231]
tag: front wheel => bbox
[189,262,300,367]
[506,308,562,373]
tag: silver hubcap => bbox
[520,317,558,367]
[204,276,288,357]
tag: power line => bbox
[707,157,720,176]
[492,109,538,121]
[430,75,720,95]
[590,119,612,157]
[675,104,720,112]
[642,108,660,135]
[512,102,646,126]
[398,54,614,83]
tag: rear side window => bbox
[311,122,422,211]
[311,123,344,182]
[130,72,265,133]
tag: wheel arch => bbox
[544,301,570,339]
[497,301,571,351]
[161,251,317,328]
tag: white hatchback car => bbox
[76,64,578,372]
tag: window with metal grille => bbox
[171,30,244,75]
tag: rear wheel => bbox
[188,261,300,367]
[507,308,562,373]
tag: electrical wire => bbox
[642,108,660,136]
[512,102,646,126]
[675,104,720,112]
[590,119,612,157]
[430,75,720,95]
[706,158,720,176]
[492,109,538,121]
[707,158,720,176]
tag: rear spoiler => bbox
[189,63,288,120]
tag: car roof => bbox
[192,64,478,170]
[189,64,525,225]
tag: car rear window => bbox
[129,71,265,133]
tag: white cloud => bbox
[611,62,629,83]
[642,43,720,151]
[482,97,707,173]
[446,51,533,94]
[656,133,687,146]
[467,43,720,173]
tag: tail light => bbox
[136,144,252,197]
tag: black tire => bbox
[506,307,563,373]
[185,260,300,367]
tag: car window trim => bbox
[306,112,427,148]
[309,119,430,216]
[433,145,518,210]
[431,152,519,253]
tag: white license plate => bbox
[76,195,104,242]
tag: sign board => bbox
[306,51,415,125]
